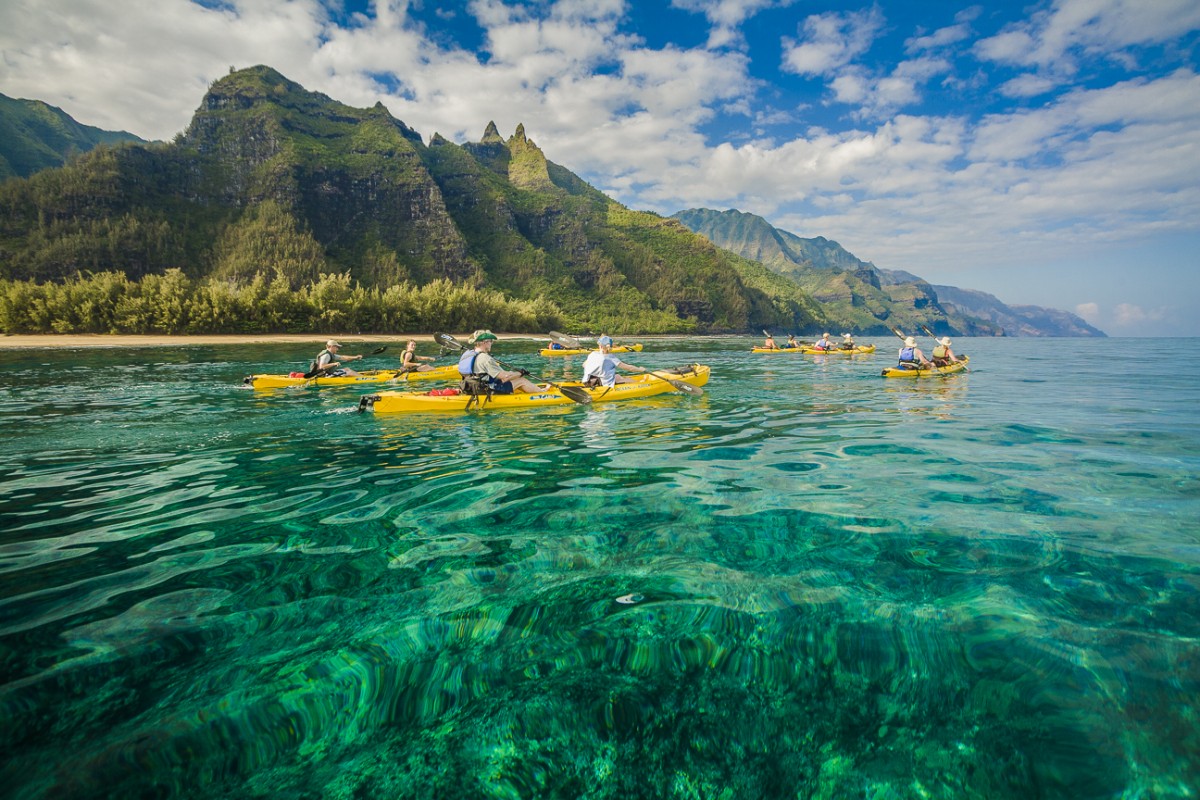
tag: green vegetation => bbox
[0,66,828,335]
[0,270,560,334]
[0,93,145,180]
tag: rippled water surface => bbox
[2,337,1198,799]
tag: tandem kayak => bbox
[880,355,969,378]
[244,363,461,389]
[539,343,643,357]
[799,345,876,355]
[359,364,709,413]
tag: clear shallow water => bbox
[1,337,1198,799]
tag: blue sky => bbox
[2,0,1199,335]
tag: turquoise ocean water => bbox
[1,336,1197,799]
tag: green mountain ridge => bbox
[0,93,145,180]
[673,207,1104,337]
[0,66,823,334]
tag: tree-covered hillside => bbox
[0,66,822,335]
[0,93,144,180]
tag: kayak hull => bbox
[245,363,460,389]
[881,355,970,378]
[360,365,709,413]
[539,343,643,356]
[748,345,873,352]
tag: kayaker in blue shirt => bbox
[897,336,931,369]
[582,336,646,387]
[786,335,798,348]
[457,330,539,394]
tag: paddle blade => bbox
[649,371,703,396]
[558,385,593,404]
[435,332,466,350]
[371,346,388,355]
[890,326,906,341]
[548,330,582,349]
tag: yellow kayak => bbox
[881,355,969,378]
[244,363,460,389]
[799,345,876,354]
[359,365,709,413]
[539,343,643,356]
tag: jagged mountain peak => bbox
[481,120,504,143]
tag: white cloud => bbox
[904,7,980,54]
[1075,302,1100,324]
[781,7,884,76]
[1114,302,1166,327]
[671,0,782,49]
[975,0,1200,70]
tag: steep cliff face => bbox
[181,67,477,284]
[933,285,1105,337]
[674,207,999,335]
[0,66,819,332]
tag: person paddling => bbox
[930,336,962,367]
[312,340,363,377]
[839,333,856,350]
[897,336,931,369]
[400,339,436,372]
[457,330,540,394]
[763,334,778,350]
[786,335,799,349]
[813,332,833,351]
[582,336,647,387]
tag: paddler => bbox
[839,333,856,350]
[813,332,833,351]
[582,336,647,387]
[400,339,436,372]
[457,330,539,394]
[312,339,362,377]
[897,336,931,369]
[930,336,962,367]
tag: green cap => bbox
[472,330,498,342]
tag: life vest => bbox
[899,347,917,363]
[457,350,479,376]
[458,350,507,394]
[309,349,332,372]
[932,345,948,359]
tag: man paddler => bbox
[457,330,540,394]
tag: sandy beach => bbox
[2,333,534,349]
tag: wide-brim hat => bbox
[938,337,952,346]
[904,337,916,347]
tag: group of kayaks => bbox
[242,330,969,414]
